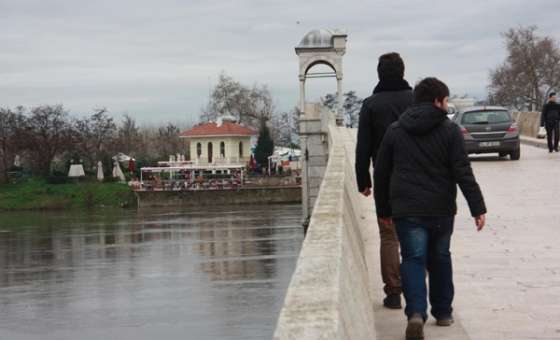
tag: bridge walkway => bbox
[275,126,560,339]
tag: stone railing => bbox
[512,111,540,138]
[273,126,377,339]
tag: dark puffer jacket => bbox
[373,103,487,218]
[355,88,413,192]
[541,101,560,125]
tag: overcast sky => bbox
[1,0,559,124]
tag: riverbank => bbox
[135,186,301,208]
[0,178,136,211]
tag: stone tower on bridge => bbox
[295,29,347,219]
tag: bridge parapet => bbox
[274,126,378,339]
[511,111,540,138]
[299,103,334,219]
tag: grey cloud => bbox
[1,0,559,123]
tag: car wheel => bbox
[510,148,520,160]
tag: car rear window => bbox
[461,110,511,125]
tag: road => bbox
[369,143,560,339]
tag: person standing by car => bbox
[541,92,560,153]
[355,52,413,309]
[374,77,486,340]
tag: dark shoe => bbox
[436,315,454,326]
[406,313,425,340]
[383,294,402,309]
[550,150,554,153]
[555,149,559,152]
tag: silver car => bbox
[452,106,520,160]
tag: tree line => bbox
[0,74,302,183]
[0,106,185,183]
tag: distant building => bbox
[179,116,257,166]
[450,96,476,111]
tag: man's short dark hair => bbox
[550,92,557,98]
[377,52,404,80]
[414,77,450,104]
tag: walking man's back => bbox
[541,92,560,153]
[374,77,486,340]
[355,52,413,309]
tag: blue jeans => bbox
[394,216,454,321]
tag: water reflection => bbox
[0,204,303,340]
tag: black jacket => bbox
[355,81,413,192]
[373,103,487,219]
[541,101,560,126]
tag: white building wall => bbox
[187,136,252,165]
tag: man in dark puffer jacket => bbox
[540,92,560,153]
[374,77,486,340]
[355,52,413,310]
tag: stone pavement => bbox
[520,135,548,149]
[359,143,560,339]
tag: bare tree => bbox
[271,107,300,147]
[0,107,25,181]
[201,72,239,122]
[201,72,276,127]
[321,93,338,111]
[321,91,363,127]
[489,26,560,111]
[74,108,117,167]
[89,108,117,158]
[245,84,275,126]
[155,123,182,159]
[117,114,142,155]
[342,91,363,128]
[19,105,74,176]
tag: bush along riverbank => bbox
[0,178,136,211]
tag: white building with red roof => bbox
[179,116,257,166]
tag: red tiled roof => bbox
[180,121,257,138]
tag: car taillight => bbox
[507,123,518,132]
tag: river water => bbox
[0,204,304,340]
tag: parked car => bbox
[452,106,520,160]
[447,103,458,120]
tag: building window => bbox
[196,143,201,158]
[220,141,225,157]
[239,141,243,158]
[208,142,213,163]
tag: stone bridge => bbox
[273,111,560,339]
[273,29,558,339]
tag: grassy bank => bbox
[0,178,136,211]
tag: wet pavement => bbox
[0,204,304,340]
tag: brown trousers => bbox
[378,218,402,295]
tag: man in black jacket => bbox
[374,78,486,340]
[355,52,413,309]
[541,92,560,153]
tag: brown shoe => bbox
[436,316,454,326]
[406,313,424,340]
[383,294,402,309]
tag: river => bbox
[0,204,304,340]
